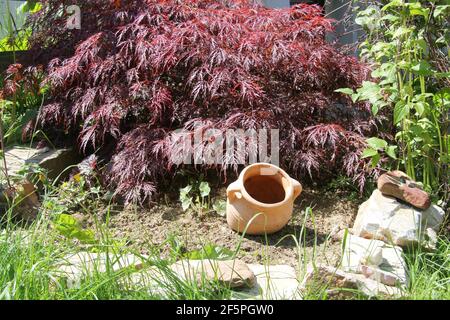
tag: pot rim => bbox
[239,162,294,208]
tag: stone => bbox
[377,171,430,209]
[341,234,408,287]
[55,252,147,288]
[421,205,445,232]
[1,146,81,181]
[170,259,256,289]
[330,227,353,242]
[422,227,438,251]
[1,180,40,221]
[300,264,404,299]
[0,229,33,247]
[232,264,301,300]
[353,189,445,248]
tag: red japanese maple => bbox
[27,0,380,204]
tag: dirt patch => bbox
[105,187,363,270]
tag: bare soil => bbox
[105,187,364,270]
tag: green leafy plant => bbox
[212,199,227,217]
[0,0,42,52]
[184,244,234,261]
[179,178,212,216]
[361,137,398,168]
[340,1,449,200]
[52,213,96,244]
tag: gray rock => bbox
[54,252,147,288]
[0,229,33,247]
[353,190,445,248]
[232,264,301,300]
[342,234,408,287]
[1,146,81,181]
[170,259,256,289]
[300,264,404,299]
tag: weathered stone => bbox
[421,205,445,232]
[232,264,301,300]
[330,227,353,242]
[377,171,430,209]
[342,234,408,287]
[1,180,40,221]
[300,264,404,299]
[423,227,438,251]
[1,146,81,181]
[55,252,148,288]
[171,259,256,289]
[0,229,33,246]
[353,189,445,247]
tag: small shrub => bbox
[28,0,380,204]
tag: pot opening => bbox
[243,175,286,204]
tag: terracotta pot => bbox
[226,163,302,235]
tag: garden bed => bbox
[95,187,360,268]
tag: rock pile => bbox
[353,189,444,249]
[303,171,445,299]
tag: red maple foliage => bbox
[27,0,380,204]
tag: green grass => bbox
[0,169,449,300]
[0,214,236,300]
[403,238,450,300]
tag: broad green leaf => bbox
[415,39,428,51]
[199,181,211,198]
[385,145,397,159]
[434,5,449,18]
[392,26,411,39]
[334,88,354,95]
[181,196,193,211]
[380,14,399,22]
[394,101,410,124]
[440,154,450,165]
[54,213,77,227]
[414,101,426,116]
[179,185,192,196]
[212,200,226,217]
[53,214,95,244]
[366,137,388,150]
[408,3,429,17]
[357,81,382,105]
[411,61,433,76]
[382,0,403,11]
[19,1,43,14]
[184,244,234,260]
[71,229,95,243]
[361,148,378,159]
[371,104,379,116]
[370,153,381,168]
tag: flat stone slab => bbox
[1,146,80,181]
[54,253,301,300]
[170,259,256,289]
[232,264,301,300]
[54,252,148,289]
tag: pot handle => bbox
[227,181,242,201]
[292,178,302,200]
